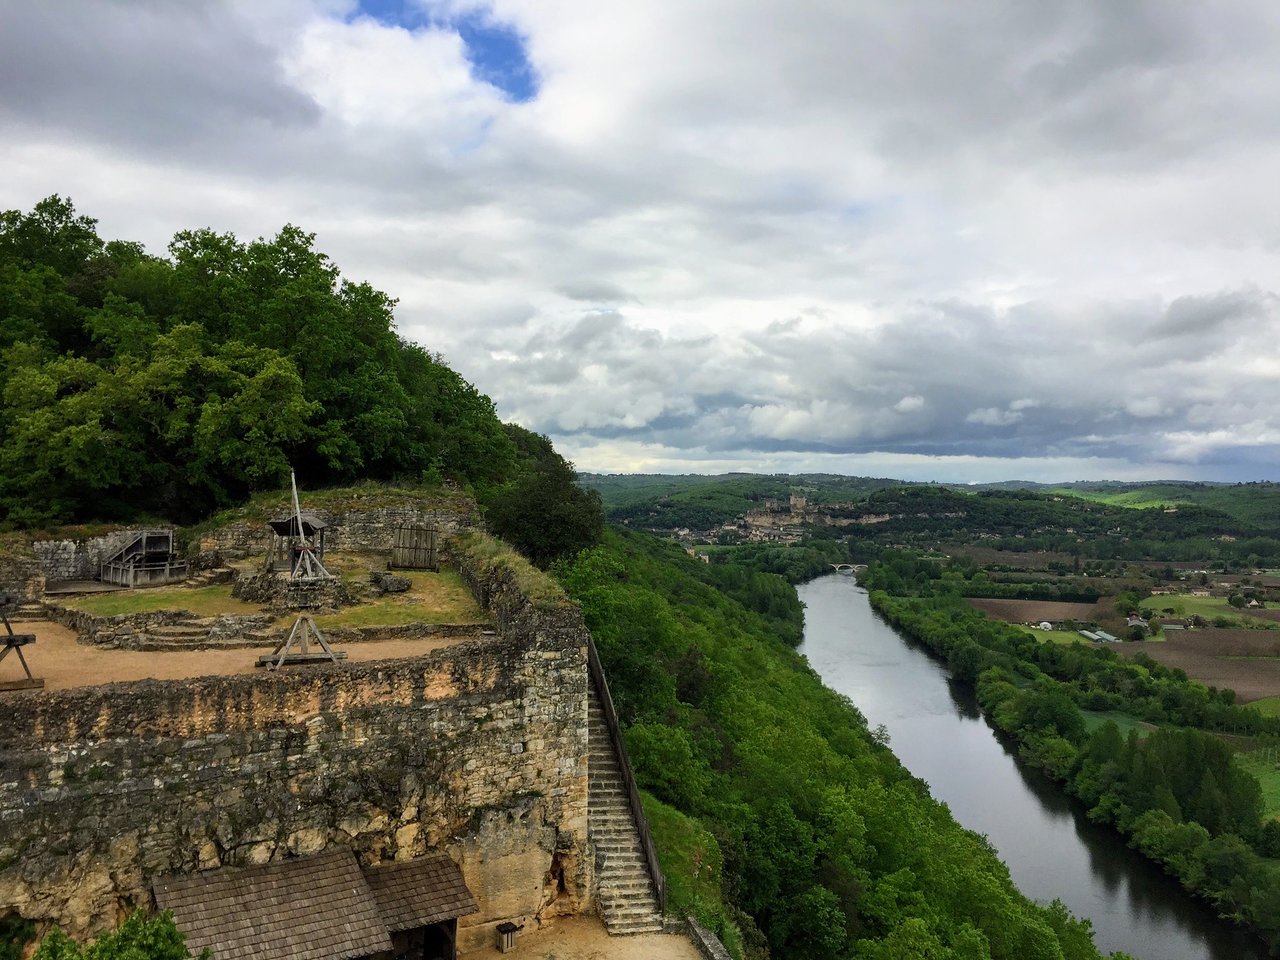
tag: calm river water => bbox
[796,574,1269,960]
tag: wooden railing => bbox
[585,633,667,915]
[100,559,188,587]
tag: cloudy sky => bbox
[5,0,1280,482]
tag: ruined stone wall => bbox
[0,552,43,601]
[206,497,478,561]
[31,531,141,583]
[0,542,593,952]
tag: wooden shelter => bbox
[265,513,328,574]
[100,530,188,587]
[265,470,332,579]
[153,849,478,960]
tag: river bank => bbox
[798,574,1268,960]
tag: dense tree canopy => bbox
[558,530,1126,960]
[0,197,587,538]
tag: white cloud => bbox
[965,408,1024,427]
[6,0,1280,480]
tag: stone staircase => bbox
[131,615,276,651]
[4,601,47,623]
[588,686,664,935]
[186,567,237,588]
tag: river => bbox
[796,574,1269,960]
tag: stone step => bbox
[146,623,207,635]
[601,906,660,921]
[593,833,642,847]
[6,606,47,622]
[593,885,650,901]
[596,857,650,876]
[602,909,665,930]
[595,842,642,857]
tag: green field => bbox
[1027,627,1089,645]
[1236,752,1280,820]
[312,570,486,628]
[1250,697,1280,717]
[1150,592,1278,630]
[1080,710,1159,738]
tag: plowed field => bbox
[1115,629,1280,703]
[965,598,1102,623]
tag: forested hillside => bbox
[0,196,599,564]
[557,530,1129,960]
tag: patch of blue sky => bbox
[351,0,427,30]
[350,1,538,103]
[455,14,538,103]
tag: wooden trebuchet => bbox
[0,593,43,691]
[256,616,347,670]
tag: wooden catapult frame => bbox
[0,595,43,691]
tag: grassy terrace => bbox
[58,569,488,628]
[60,584,263,618]
[314,569,486,628]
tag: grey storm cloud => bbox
[5,0,1280,480]
[0,1,320,149]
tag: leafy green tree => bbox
[485,426,603,567]
[33,911,206,959]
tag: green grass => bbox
[312,569,486,628]
[1080,710,1159,738]
[1249,696,1280,717]
[641,790,743,957]
[1152,593,1234,617]
[450,530,571,609]
[1147,592,1277,630]
[1236,752,1280,820]
[1026,627,1088,645]
[60,584,263,617]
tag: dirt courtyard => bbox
[0,620,486,691]
[1115,629,1280,703]
[460,917,702,960]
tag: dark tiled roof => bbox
[363,852,479,931]
[153,850,390,960]
[267,514,327,535]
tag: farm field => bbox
[944,545,1073,569]
[965,597,1101,623]
[1149,592,1279,629]
[1116,629,1280,703]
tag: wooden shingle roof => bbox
[153,850,390,960]
[363,852,479,931]
[267,513,327,536]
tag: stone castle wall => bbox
[206,496,478,561]
[0,530,593,952]
[31,531,143,583]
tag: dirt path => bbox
[461,916,702,960]
[1,621,483,691]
